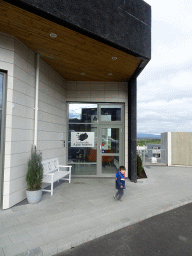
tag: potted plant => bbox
[26,147,43,204]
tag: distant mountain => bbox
[137,133,161,139]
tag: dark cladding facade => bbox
[6,0,151,59]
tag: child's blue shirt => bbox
[116,171,126,189]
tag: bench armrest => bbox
[58,165,72,168]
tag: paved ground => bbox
[56,202,192,256]
[0,165,192,256]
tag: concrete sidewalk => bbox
[56,202,192,256]
[0,166,192,256]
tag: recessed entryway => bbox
[67,103,125,177]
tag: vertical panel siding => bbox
[2,34,67,209]
[37,62,67,162]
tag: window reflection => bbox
[102,156,119,174]
[102,128,119,153]
[101,105,121,121]
[71,164,97,175]
[69,103,97,123]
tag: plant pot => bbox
[26,189,42,204]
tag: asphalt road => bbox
[55,203,192,256]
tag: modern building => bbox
[147,144,161,159]
[161,132,192,166]
[0,0,151,209]
[137,145,148,154]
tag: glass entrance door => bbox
[99,125,123,177]
[68,103,124,177]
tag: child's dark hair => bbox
[119,166,126,171]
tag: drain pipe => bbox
[34,53,40,149]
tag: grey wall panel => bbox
[171,132,192,166]
[161,132,168,165]
[1,35,67,208]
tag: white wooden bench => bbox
[42,158,72,196]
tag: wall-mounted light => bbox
[50,33,57,38]
[108,73,113,76]
[80,73,85,75]
[112,57,117,60]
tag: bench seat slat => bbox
[42,158,71,196]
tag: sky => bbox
[137,0,192,135]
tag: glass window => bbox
[68,124,97,163]
[102,156,119,174]
[0,111,1,153]
[100,105,121,121]
[102,128,119,153]
[69,103,97,123]
[0,74,3,108]
[71,164,97,175]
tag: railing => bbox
[137,149,166,165]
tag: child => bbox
[114,166,126,201]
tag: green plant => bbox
[137,139,161,146]
[137,154,143,175]
[26,148,43,191]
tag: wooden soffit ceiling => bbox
[0,1,142,82]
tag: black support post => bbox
[128,78,137,182]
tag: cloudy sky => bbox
[137,0,192,135]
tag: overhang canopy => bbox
[0,0,151,82]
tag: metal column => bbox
[128,78,137,182]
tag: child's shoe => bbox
[113,195,117,200]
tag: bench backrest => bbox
[42,158,59,174]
